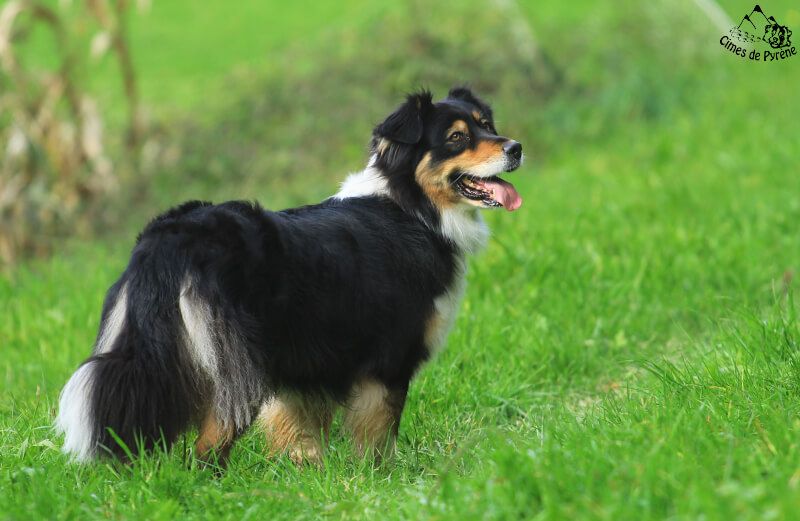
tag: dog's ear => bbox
[447,86,478,103]
[374,91,433,144]
[447,85,485,106]
[448,85,493,119]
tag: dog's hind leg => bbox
[343,379,408,461]
[257,394,333,466]
[180,277,265,469]
[195,411,235,469]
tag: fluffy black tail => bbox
[55,275,200,461]
[56,201,270,462]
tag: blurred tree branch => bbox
[0,0,144,267]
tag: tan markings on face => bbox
[415,152,461,209]
[416,139,507,209]
[439,140,505,173]
[447,120,469,136]
[472,110,483,123]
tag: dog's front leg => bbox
[257,393,333,466]
[343,379,408,461]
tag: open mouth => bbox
[451,173,522,211]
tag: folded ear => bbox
[374,91,433,144]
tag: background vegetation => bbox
[2,0,800,519]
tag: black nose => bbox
[503,140,522,160]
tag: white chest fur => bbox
[425,209,488,354]
[425,256,467,355]
[439,207,488,254]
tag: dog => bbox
[764,22,791,49]
[55,86,524,466]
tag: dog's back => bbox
[56,197,455,461]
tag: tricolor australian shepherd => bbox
[56,87,524,466]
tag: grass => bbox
[18,0,386,122]
[3,0,800,518]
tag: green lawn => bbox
[3,1,800,519]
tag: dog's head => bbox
[371,87,523,219]
[764,23,791,48]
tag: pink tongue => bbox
[480,178,522,211]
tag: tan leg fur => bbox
[257,394,333,466]
[343,379,406,460]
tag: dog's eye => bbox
[449,131,466,142]
[479,120,493,131]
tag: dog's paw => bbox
[288,442,323,467]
